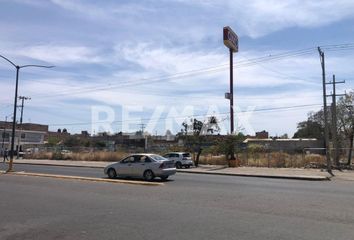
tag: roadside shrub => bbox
[52,151,64,160]
[303,154,326,168]
[25,152,53,160]
[199,154,228,165]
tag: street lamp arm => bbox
[20,64,55,68]
[0,54,17,68]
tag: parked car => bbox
[163,152,194,169]
[104,154,176,181]
[61,149,72,154]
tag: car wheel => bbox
[160,176,169,181]
[107,168,117,179]
[143,170,155,181]
[176,162,182,169]
[185,165,190,169]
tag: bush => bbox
[199,154,228,165]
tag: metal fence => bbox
[21,146,354,168]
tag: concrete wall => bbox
[244,138,324,152]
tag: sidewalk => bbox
[9,159,354,181]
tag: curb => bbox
[178,170,330,181]
[14,162,104,169]
[1,171,164,186]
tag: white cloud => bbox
[237,0,354,37]
[12,45,103,64]
[50,0,108,19]
[50,0,155,20]
[115,43,227,74]
[113,44,325,89]
[175,0,354,38]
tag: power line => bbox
[2,43,351,118]
[29,47,320,100]
[30,43,354,100]
[48,103,321,127]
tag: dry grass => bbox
[26,152,54,160]
[70,152,128,162]
[26,151,129,162]
[197,152,323,168]
[303,154,326,168]
[242,152,304,168]
[199,154,228,165]
[27,150,327,168]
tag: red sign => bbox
[223,26,238,52]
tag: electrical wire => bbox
[29,47,319,99]
[48,103,321,127]
[31,43,354,100]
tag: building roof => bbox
[243,138,318,143]
[0,121,48,132]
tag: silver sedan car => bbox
[104,154,176,181]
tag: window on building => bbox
[2,132,9,139]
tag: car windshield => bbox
[182,153,191,157]
[149,155,166,161]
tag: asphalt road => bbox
[0,162,354,240]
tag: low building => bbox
[255,130,269,139]
[0,122,48,153]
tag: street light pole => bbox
[9,66,19,169]
[0,54,54,172]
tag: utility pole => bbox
[318,47,333,175]
[138,123,147,152]
[19,96,31,125]
[327,75,345,168]
[138,123,146,135]
[17,96,31,158]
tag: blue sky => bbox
[0,0,354,136]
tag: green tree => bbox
[216,133,245,165]
[293,119,324,139]
[180,117,214,167]
[180,116,224,167]
[337,92,354,165]
[294,91,354,165]
[46,136,60,147]
[63,137,81,147]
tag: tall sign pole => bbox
[223,26,238,135]
[229,48,234,133]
